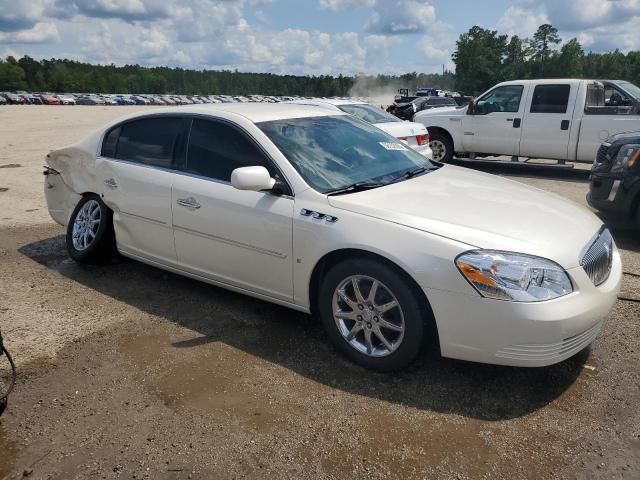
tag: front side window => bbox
[338,104,398,124]
[258,115,436,193]
[475,85,523,114]
[186,119,273,182]
[530,85,571,114]
[116,117,186,168]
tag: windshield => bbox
[618,81,640,99]
[258,115,436,193]
[338,104,399,124]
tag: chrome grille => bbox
[580,227,613,286]
[595,143,610,164]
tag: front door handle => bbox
[103,178,118,189]
[512,118,521,128]
[561,120,570,130]
[176,197,201,209]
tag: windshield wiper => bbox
[389,166,436,183]
[326,182,386,196]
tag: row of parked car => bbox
[0,91,328,106]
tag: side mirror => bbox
[231,166,276,192]
[466,99,475,115]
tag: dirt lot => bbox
[0,105,639,480]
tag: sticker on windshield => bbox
[379,142,408,151]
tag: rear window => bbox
[530,85,571,114]
[101,126,120,157]
[115,117,186,169]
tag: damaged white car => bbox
[45,104,621,371]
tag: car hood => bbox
[327,165,602,268]
[373,121,428,138]
[414,106,465,121]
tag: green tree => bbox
[532,24,561,76]
[0,61,27,90]
[555,38,584,77]
[452,26,508,95]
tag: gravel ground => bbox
[0,105,639,480]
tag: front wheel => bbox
[429,132,453,162]
[66,194,116,264]
[318,259,425,371]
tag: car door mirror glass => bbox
[231,166,276,192]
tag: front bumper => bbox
[424,249,622,367]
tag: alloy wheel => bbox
[332,275,405,357]
[71,199,101,251]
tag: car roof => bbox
[287,98,367,107]
[139,103,347,123]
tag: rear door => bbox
[461,84,526,156]
[172,117,295,301]
[96,116,188,265]
[519,83,578,160]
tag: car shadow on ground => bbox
[20,235,593,421]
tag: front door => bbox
[172,118,295,301]
[462,84,526,156]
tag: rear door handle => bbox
[176,197,201,209]
[103,178,118,189]
[561,120,570,130]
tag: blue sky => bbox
[1,1,639,75]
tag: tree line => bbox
[453,24,640,95]
[0,23,638,97]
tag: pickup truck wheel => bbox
[429,133,453,162]
[66,194,116,264]
[318,259,424,372]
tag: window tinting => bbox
[101,126,120,157]
[116,117,185,168]
[530,85,571,114]
[186,119,272,181]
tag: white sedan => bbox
[288,98,433,159]
[44,104,621,371]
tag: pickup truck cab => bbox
[414,79,640,163]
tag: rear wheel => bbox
[429,132,453,162]
[66,194,115,264]
[318,259,425,371]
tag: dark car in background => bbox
[1,92,25,104]
[390,96,458,120]
[588,131,640,225]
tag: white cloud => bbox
[496,6,549,39]
[365,0,436,35]
[319,0,374,11]
[0,21,59,43]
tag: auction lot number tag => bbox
[379,142,408,151]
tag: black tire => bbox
[66,194,116,264]
[318,258,426,372]
[429,131,453,162]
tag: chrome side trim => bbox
[173,224,288,259]
[607,180,621,202]
[119,211,167,226]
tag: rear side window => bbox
[101,126,120,157]
[116,117,186,168]
[530,85,571,114]
[186,119,273,182]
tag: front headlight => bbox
[612,144,640,173]
[456,251,573,302]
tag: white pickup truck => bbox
[414,79,640,163]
